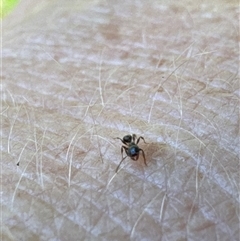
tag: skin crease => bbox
[2,0,239,240]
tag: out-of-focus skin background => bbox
[2,0,239,240]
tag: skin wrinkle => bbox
[2,0,239,241]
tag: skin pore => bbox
[2,0,239,240]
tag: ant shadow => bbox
[144,141,169,167]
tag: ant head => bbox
[123,135,132,143]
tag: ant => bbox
[115,134,147,173]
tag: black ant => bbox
[115,134,147,173]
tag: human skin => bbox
[2,0,239,240]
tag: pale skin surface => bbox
[2,0,239,240]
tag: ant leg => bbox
[132,134,137,143]
[116,146,128,173]
[116,156,127,173]
[122,146,128,156]
[136,136,147,144]
[115,137,127,145]
[140,149,147,166]
[120,146,128,158]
